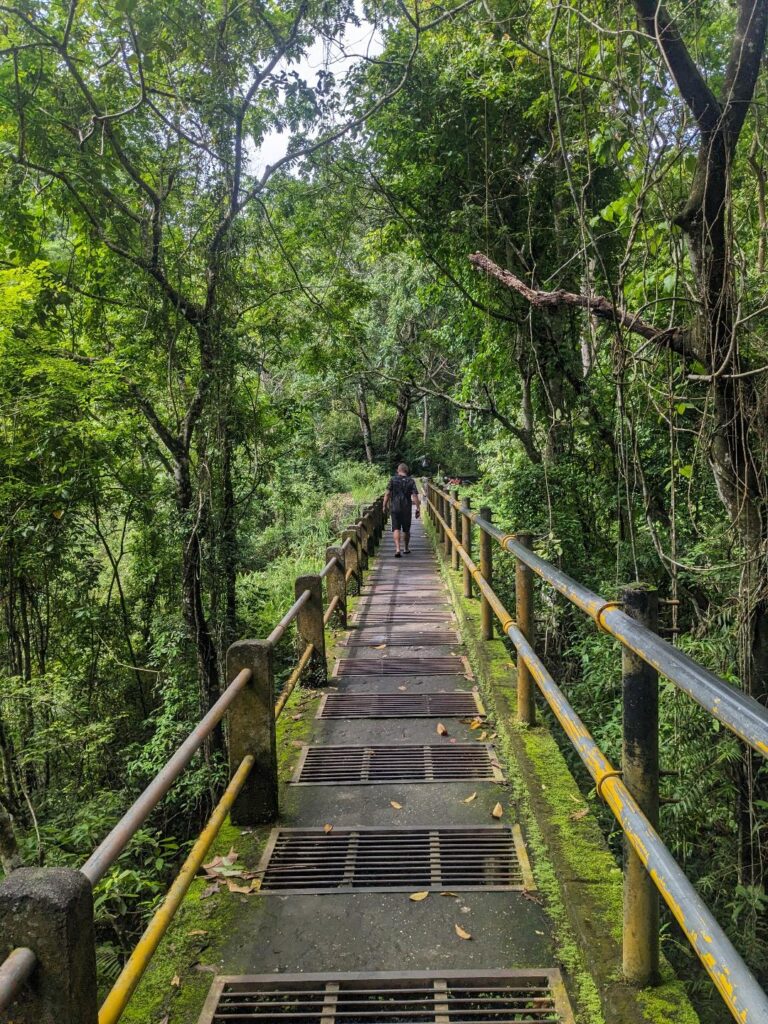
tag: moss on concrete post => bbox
[461,496,472,598]
[621,584,660,987]
[342,528,361,594]
[226,640,278,824]
[450,489,460,569]
[296,574,327,686]
[515,531,536,726]
[325,546,347,628]
[0,867,98,1024]
[479,507,493,640]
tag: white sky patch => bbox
[254,15,385,172]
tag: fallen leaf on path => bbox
[398,685,407,691]
[570,808,588,821]
[390,801,402,809]
[469,718,483,730]
[226,880,252,895]
[440,891,459,897]
[171,975,181,988]
[463,792,477,804]
[454,924,472,940]
[522,889,543,905]
[200,883,220,900]
[409,891,429,902]
[187,930,208,937]
[250,879,262,892]
[374,644,387,649]
[491,802,504,819]
[323,823,334,833]
[479,731,488,741]
[436,723,448,736]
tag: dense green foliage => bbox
[2,0,768,1018]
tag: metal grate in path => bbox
[335,657,471,677]
[254,826,534,893]
[292,744,504,785]
[198,970,575,1024]
[317,691,483,719]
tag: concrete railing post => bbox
[356,523,369,572]
[443,492,452,558]
[461,496,472,598]
[515,532,536,726]
[325,546,347,628]
[479,507,493,639]
[450,488,460,569]
[226,640,278,824]
[622,584,660,987]
[0,867,98,1024]
[342,528,361,594]
[296,574,327,685]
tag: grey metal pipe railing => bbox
[0,948,37,1013]
[265,589,311,647]
[426,491,768,1024]
[431,484,768,760]
[81,667,252,885]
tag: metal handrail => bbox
[0,495,384,1019]
[426,492,768,1024]
[81,667,252,885]
[266,588,311,647]
[0,948,37,1013]
[98,754,255,1024]
[431,483,768,759]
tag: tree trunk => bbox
[386,386,411,460]
[356,382,374,463]
[0,802,22,875]
[174,456,222,748]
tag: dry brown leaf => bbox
[469,718,482,730]
[478,731,488,741]
[436,723,448,736]
[199,883,219,900]
[323,823,334,833]
[409,891,429,902]
[390,801,403,810]
[454,924,472,940]
[440,891,459,897]
[374,644,387,649]
[226,880,252,895]
[570,808,589,821]
[187,930,208,937]
[491,802,504,819]
[171,975,181,988]
[463,792,477,804]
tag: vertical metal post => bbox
[461,497,472,598]
[342,528,361,594]
[325,546,347,628]
[621,584,660,987]
[479,508,493,640]
[450,488,460,569]
[0,868,98,1024]
[516,532,536,726]
[295,574,327,685]
[227,640,278,823]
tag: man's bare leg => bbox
[393,528,402,555]
[404,530,411,553]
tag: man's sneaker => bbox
[394,551,401,558]
[404,548,411,554]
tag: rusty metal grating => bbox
[336,657,471,677]
[199,970,575,1024]
[317,691,483,719]
[345,631,459,647]
[292,744,504,785]
[254,826,534,893]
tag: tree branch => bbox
[469,252,696,360]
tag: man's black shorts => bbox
[391,506,412,532]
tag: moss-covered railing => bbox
[0,498,384,1024]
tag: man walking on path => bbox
[383,463,421,557]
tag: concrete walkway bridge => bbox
[2,482,768,1024]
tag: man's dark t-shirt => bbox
[388,474,417,531]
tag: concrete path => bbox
[214,517,558,977]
